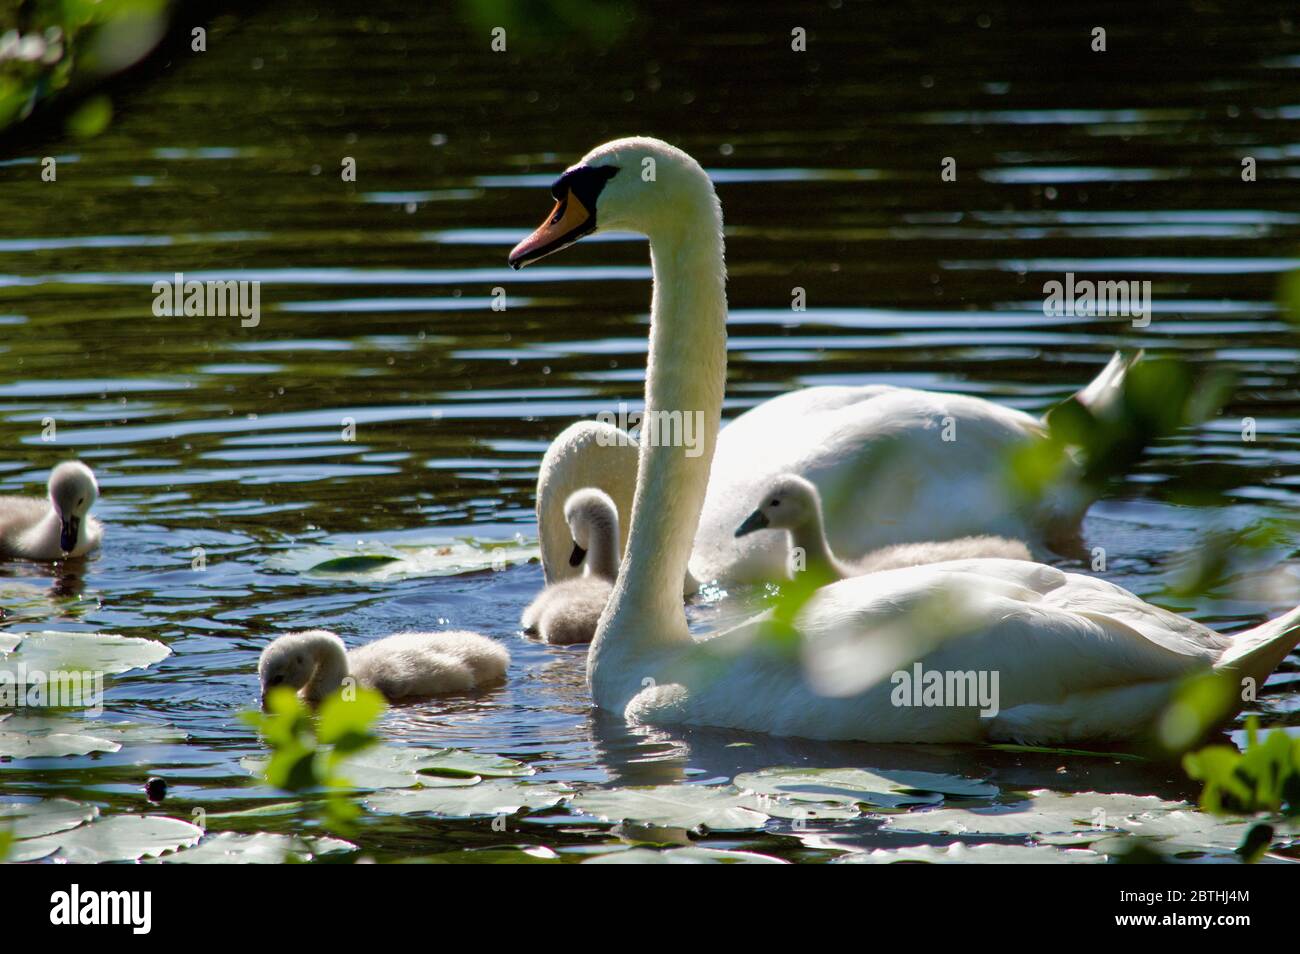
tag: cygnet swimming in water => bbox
[735,473,1032,588]
[258,628,509,707]
[521,488,619,645]
[0,461,103,561]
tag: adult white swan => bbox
[532,276,1139,588]
[508,136,1300,743]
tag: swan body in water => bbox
[508,136,1300,743]
[522,489,618,645]
[258,629,509,706]
[535,355,1138,588]
[0,462,102,561]
[735,473,1031,588]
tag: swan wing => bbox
[692,386,1073,583]
[801,559,1227,695]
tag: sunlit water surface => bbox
[1,1,1298,862]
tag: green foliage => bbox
[1018,356,1233,503]
[1183,717,1300,816]
[240,685,386,833]
[0,0,171,134]
[64,91,110,137]
[1157,671,1239,753]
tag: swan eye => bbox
[770,499,780,507]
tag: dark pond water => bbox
[0,0,1298,862]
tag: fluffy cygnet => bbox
[0,461,102,561]
[258,628,509,706]
[521,488,619,645]
[736,473,1032,587]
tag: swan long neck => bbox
[587,510,622,582]
[305,636,349,702]
[590,191,727,697]
[789,507,847,584]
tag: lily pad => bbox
[365,779,571,819]
[0,731,120,759]
[277,538,537,582]
[1049,809,1293,856]
[738,794,862,821]
[0,630,170,677]
[16,815,202,863]
[155,831,356,864]
[0,798,97,846]
[734,766,993,808]
[0,713,185,743]
[309,555,404,573]
[570,784,771,832]
[882,790,1188,836]
[835,843,1104,864]
[412,748,535,779]
[584,846,787,864]
[0,713,184,759]
[242,743,529,790]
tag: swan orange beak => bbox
[508,192,597,269]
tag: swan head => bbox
[48,461,98,552]
[563,487,618,567]
[509,137,716,268]
[735,474,820,538]
[258,630,344,709]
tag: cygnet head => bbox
[735,474,821,538]
[48,461,98,552]
[509,137,716,268]
[258,629,343,709]
[563,488,618,567]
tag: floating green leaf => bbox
[0,630,170,677]
[16,815,202,863]
[734,766,995,808]
[308,555,403,574]
[155,831,356,864]
[570,784,770,832]
[835,843,1104,864]
[365,779,570,819]
[881,790,1186,836]
[0,798,97,843]
[584,846,787,864]
[278,537,537,581]
[0,730,120,759]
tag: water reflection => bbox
[0,0,1297,860]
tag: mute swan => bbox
[735,473,1031,587]
[258,629,509,707]
[508,136,1300,743]
[536,350,1138,590]
[522,488,618,645]
[0,461,102,561]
